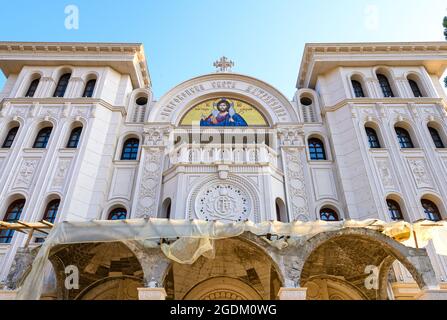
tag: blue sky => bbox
[0,0,446,99]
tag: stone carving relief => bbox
[376,159,395,189]
[9,106,29,118]
[39,106,60,118]
[278,128,304,147]
[14,159,39,189]
[135,148,164,218]
[143,127,170,146]
[51,159,71,190]
[195,184,251,221]
[71,107,91,118]
[408,159,432,188]
[282,149,309,221]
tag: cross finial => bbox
[213,56,234,72]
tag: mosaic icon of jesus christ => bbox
[200,98,248,127]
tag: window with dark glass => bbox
[0,199,25,243]
[82,79,96,98]
[308,138,327,160]
[421,199,442,222]
[365,127,381,148]
[408,79,423,97]
[25,78,40,97]
[377,74,394,97]
[320,208,339,221]
[387,200,403,221]
[2,127,19,148]
[42,200,60,223]
[66,127,82,148]
[351,80,365,98]
[395,127,414,149]
[428,127,444,148]
[53,73,71,97]
[121,138,139,160]
[33,127,52,148]
[108,208,127,220]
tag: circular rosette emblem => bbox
[195,184,251,221]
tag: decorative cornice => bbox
[0,41,150,88]
[297,41,447,89]
[1,97,127,116]
[322,97,446,114]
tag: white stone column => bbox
[36,77,56,97]
[277,287,307,300]
[137,287,167,300]
[0,290,18,300]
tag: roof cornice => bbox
[0,41,151,88]
[297,41,447,89]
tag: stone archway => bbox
[183,277,263,300]
[164,237,284,300]
[298,228,438,300]
[48,242,145,300]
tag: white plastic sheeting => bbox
[15,218,447,300]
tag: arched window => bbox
[395,127,414,149]
[308,138,327,160]
[275,198,288,222]
[0,199,25,243]
[365,127,381,148]
[120,138,139,160]
[421,199,442,222]
[428,127,445,148]
[33,127,53,148]
[25,78,40,97]
[408,79,423,98]
[2,126,19,148]
[377,74,394,97]
[53,73,71,97]
[82,79,96,98]
[42,199,60,223]
[320,208,339,221]
[108,208,127,220]
[386,199,403,221]
[162,198,172,219]
[66,127,83,148]
[351,80,365,98]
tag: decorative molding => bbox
[134,147,165,218]
[282,149,309,221]
[13,159,39,189]
[51,159,72,190]
[408,159,433,189]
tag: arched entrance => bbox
[183,277,263,300]
[299,228,438,300]
[164,237,283,300]
[48,242,144,300]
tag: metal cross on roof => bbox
[213,56,234,72]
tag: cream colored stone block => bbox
[137,287,167,300]
[277,287,307,300]
[0,290,18,300]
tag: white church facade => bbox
[1,41,447,300]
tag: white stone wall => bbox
[0,46,447,286]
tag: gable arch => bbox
[148,73,298,124]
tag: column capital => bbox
[277,287,307,300]
[137,287,167,300]
[0,290,18,300]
